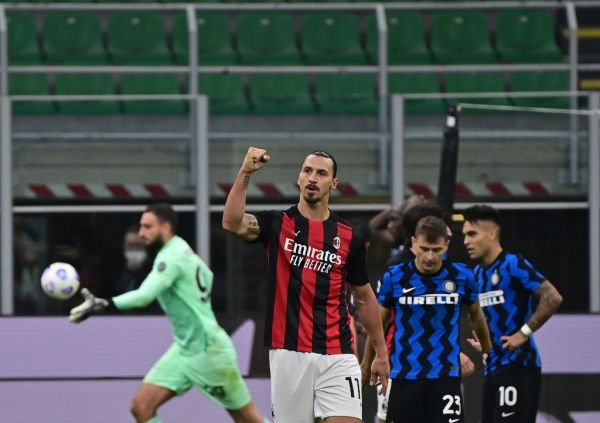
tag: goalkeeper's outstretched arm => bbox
[69,264,173,323]
[69,288,110,324]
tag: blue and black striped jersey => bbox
[474,251,545,373]
[377,260,479,380]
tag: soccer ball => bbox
[40,262,80,300]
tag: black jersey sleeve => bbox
[345,233,369,286]
[251,210,275,245]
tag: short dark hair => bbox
[308,151,338,178]
[463,204,501,227]
[401,204,445,248]
[145,203,177,232]
[414,216,449,244]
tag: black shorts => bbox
[386,378,464,423]
[482,363,541,423]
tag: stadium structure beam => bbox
[390,95,404,206]
[566,1,579,185]
[195,95,210,265]
[0,97,13,315]
[0,6,7,96]
[186,5,197,98]
[376,4,388,187]
[589,92,600,313]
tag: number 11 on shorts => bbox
[345,376,361,399]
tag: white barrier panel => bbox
[0,378,272,423]
[0,316,255,378]
[534,314,600,374]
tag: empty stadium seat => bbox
[496,9,562,63]
[172,13,236,65]
[55,74,120,114]
[250,74,314,114]
[237,13,301,65]
[107,12,171,64]
[43,12,105,64]
[388,74,445,115]
[510,71,570,109]
[365,12,431,64]
[9,74,54,114]
[314,74,377,115]
[445,72,509,113]
[120,74,185,114]
[7,12,42,64]
[430,11,496,64]
[302,12,366,65]
[198,74,249,115]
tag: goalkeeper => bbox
[69,203,269,423]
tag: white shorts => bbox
[376,378,392,421]
[269,349,362,423]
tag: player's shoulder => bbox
[446,261,475,278]
[501,251,524,269]
[386,260,411,279]
[330,212,366,240]
[157,236,192,260]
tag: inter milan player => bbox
[462,205,563,423]
[222,147,389,423]
[363,215,491,423]
[363,205,475,423]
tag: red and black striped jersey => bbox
[253,206,369,355]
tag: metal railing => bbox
[0,1,597,185]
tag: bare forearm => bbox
[469,304,492,353]
[528,281,563,331]
[356,294,387,357]
[222,170,251,233]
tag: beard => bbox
[146,236,164,255]
[303,184,321,204]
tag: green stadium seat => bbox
[302,12,366,65]
[250,74,314,114]
[7,12,42,64]
[496,10,562,63]
[42,12,105,64]
[120,75,185,114]
[314,74,377,115]
[55,74,120,114]
[445,72,509,113]
[237,13,301,65]
[430,11,496,64]
[172,13,235,65]
[198,74,249,115]
[510,71,569,109]
[366,12,431,65]
[389,74,445,115]
[107,12,171,64]
[9,74,54,114]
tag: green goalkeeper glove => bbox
[69,288,109,324]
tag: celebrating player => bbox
[69,203,269,423]
[462,205,563,423]
[363,215,491,423]
[222,147,389,423]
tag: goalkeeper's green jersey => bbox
[112,236,221,354]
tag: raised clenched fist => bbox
[242,146,270,173]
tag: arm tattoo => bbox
[243,174,250,190]
[528,281,563,331]
[247,215,260,236]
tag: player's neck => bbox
[162,233,175,245]
[297,201,330,221]
[482,245,503,267]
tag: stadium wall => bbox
[1,315,599,423]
